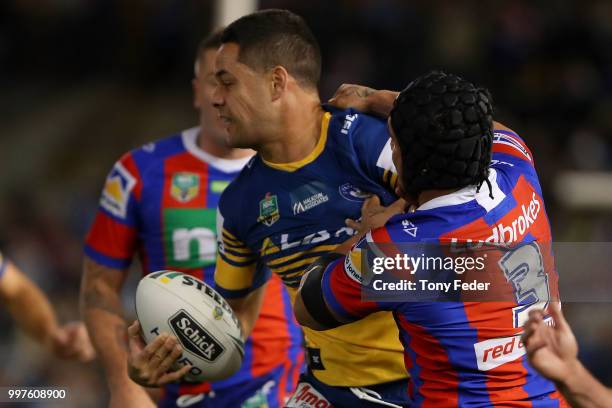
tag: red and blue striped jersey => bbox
[84,127,303,395]
[321,128,568,407]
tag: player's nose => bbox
[211,84,224,108]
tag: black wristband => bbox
[301,253,344,330]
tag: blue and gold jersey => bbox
[216,107,407,386]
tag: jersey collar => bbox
[261,112,331,172]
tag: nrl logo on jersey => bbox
[257,193,280,226]
[171,172,199,203]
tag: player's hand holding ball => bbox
[127,270,245,387]
[127,321,190,387]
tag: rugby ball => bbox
[135,270,244,382]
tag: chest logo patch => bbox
[257,193,280,227]
[339,183,371,202]
[171,172,200,203]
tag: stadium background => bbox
[0,0,611,406]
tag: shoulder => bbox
[325,106,387,140]
[130,131,186,172]
[491,121,533,164]
[109,131,184,176]
[218,155,260,213]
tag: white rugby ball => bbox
[135,270,244,382]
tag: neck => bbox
[197,127,253,160]
[259,93,324,164]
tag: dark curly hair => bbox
[389,71,494,197]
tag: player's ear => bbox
[192,78,201,109]
[270,66,288,101]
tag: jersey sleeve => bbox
[320,237,385,322]
[84,152,141,269]
[214,203,265,299]
[351,113,399,194]
[492,128,535,167]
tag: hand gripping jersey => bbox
[85,128,303,402]
[215,108,407,387]
[322,129,568,407]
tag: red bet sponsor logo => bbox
[474,335,525,371]
[286,383,332,408]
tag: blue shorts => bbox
[285,371,411,408]
[158,360,302,408]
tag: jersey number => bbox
[498,242,550,328]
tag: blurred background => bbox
[0,0,611,406]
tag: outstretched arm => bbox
[329,84,398,118]
[0,258,94,361]
[523,303,612,408]
[81,256,155,407]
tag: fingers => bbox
[361,195,381,213]
[548,301,568,330]
[345,218,362,231]
[151,344,183,383]
[128,331,185,386]
[127,320,141,337]
[527,308,545,323]
[137,333,168,366]
[157,364,192,386]
[329,83,357,101]
[389,198,408,213]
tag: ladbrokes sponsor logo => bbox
[285,383,331,407]
[474,335,525,371]
[488,192,541,244]
[169,310,224,362]
[451,191,541,248]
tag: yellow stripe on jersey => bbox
[222,227,240,241]
[383,169,399,192]
[390,172,398,190]
[383,169,390,185]
[222,244,253,254]
[260,237,281,257]
[269,256,322,275]
[266,244,338,267]
[219,249,256,265]
[215,255,257,291]
[261,112,331,172]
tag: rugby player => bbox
[209,10,411,407]
[0,251,94,361]
[524,304,612,408]
[295,71,569,406]
[82,30,303,408]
